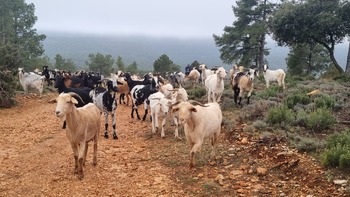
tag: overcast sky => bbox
[25,0,235,39]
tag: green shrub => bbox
[188,87,206,100]
[314,95,335,109]
[266,105,294,125]
[333,74,350,83]
[290,135,325,153]
[252,120,267,130]
[339,153,350,169]
[286,94,311,109]
[306,108,335,131]
[321,144,349,167]
[321,130,350,168]
[293,109,308,127]
[325,130,350,149]
[256,86,280,99]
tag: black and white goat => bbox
[90,79,119,139]
[130,84,158,121]
[41,65,56,86]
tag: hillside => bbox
[40,31,348,71]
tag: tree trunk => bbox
[329,51,344,74]
[345,40,350,75]
[258,34,265,71]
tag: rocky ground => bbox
[0,93,348,196]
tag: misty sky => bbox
[25,0,235,38]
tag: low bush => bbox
[314,94,335,109]
[286,94,311,109]
[321,130,350,168]
[306,108,335,131]
[266,105,294,126]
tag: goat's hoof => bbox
[113,133,118,140]
[78,174,84,180]
[104,133,108,139]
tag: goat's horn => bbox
[168,101,181,107]
[68,92,85,104]
[188,100,208,107]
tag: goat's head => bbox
[247,69,258,81]
[105,79,119,92]
[18,68,24,74]
[263,64,269,72]
[170,87,188,102]
[171,101,196,125]
[199,64,207,70]
[55,92,83,118]
[216,67,227,79]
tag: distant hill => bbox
[41,31,347,71]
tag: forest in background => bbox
[40,31,348,71]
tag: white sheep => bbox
[18,68,46,96]
[172,101,222,168]
[149,92,172,138]
[205,67,227,103]
[199,64,215,85]
[54,92,101,180]
[232,68,258,106]
[263,64,286,89]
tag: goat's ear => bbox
[71,97,78,104]
[172,107,179,113]
[48,98,57,103]
[190,107,197,112]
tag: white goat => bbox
[170,87,189,139]
[54,92,101,180]
[205,67,227,103]
[263,64,286,89]
[172,101,222,168]
[199,64,215,85]
[175,72,186,86]
[149,92,171,138]
[159,83,174,99]
[18,68,46,96]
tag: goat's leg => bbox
[104,112,109,139]
[142,108,148,121]
[83,142,88,166]
[189,141,203,168]
[71,143,79,175]
[173,115,182,140]
[210,132,219,159]
[77,142,86,180]
[247,89,253,104]
[131,107,134,118]
[161,115,166,138]
[112,111,118,140]
[233,88,239,105]
[93,135,98,166]
[207,91,211,103]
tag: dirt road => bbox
[0,93,347,196]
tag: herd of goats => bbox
[17,64,286,180]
